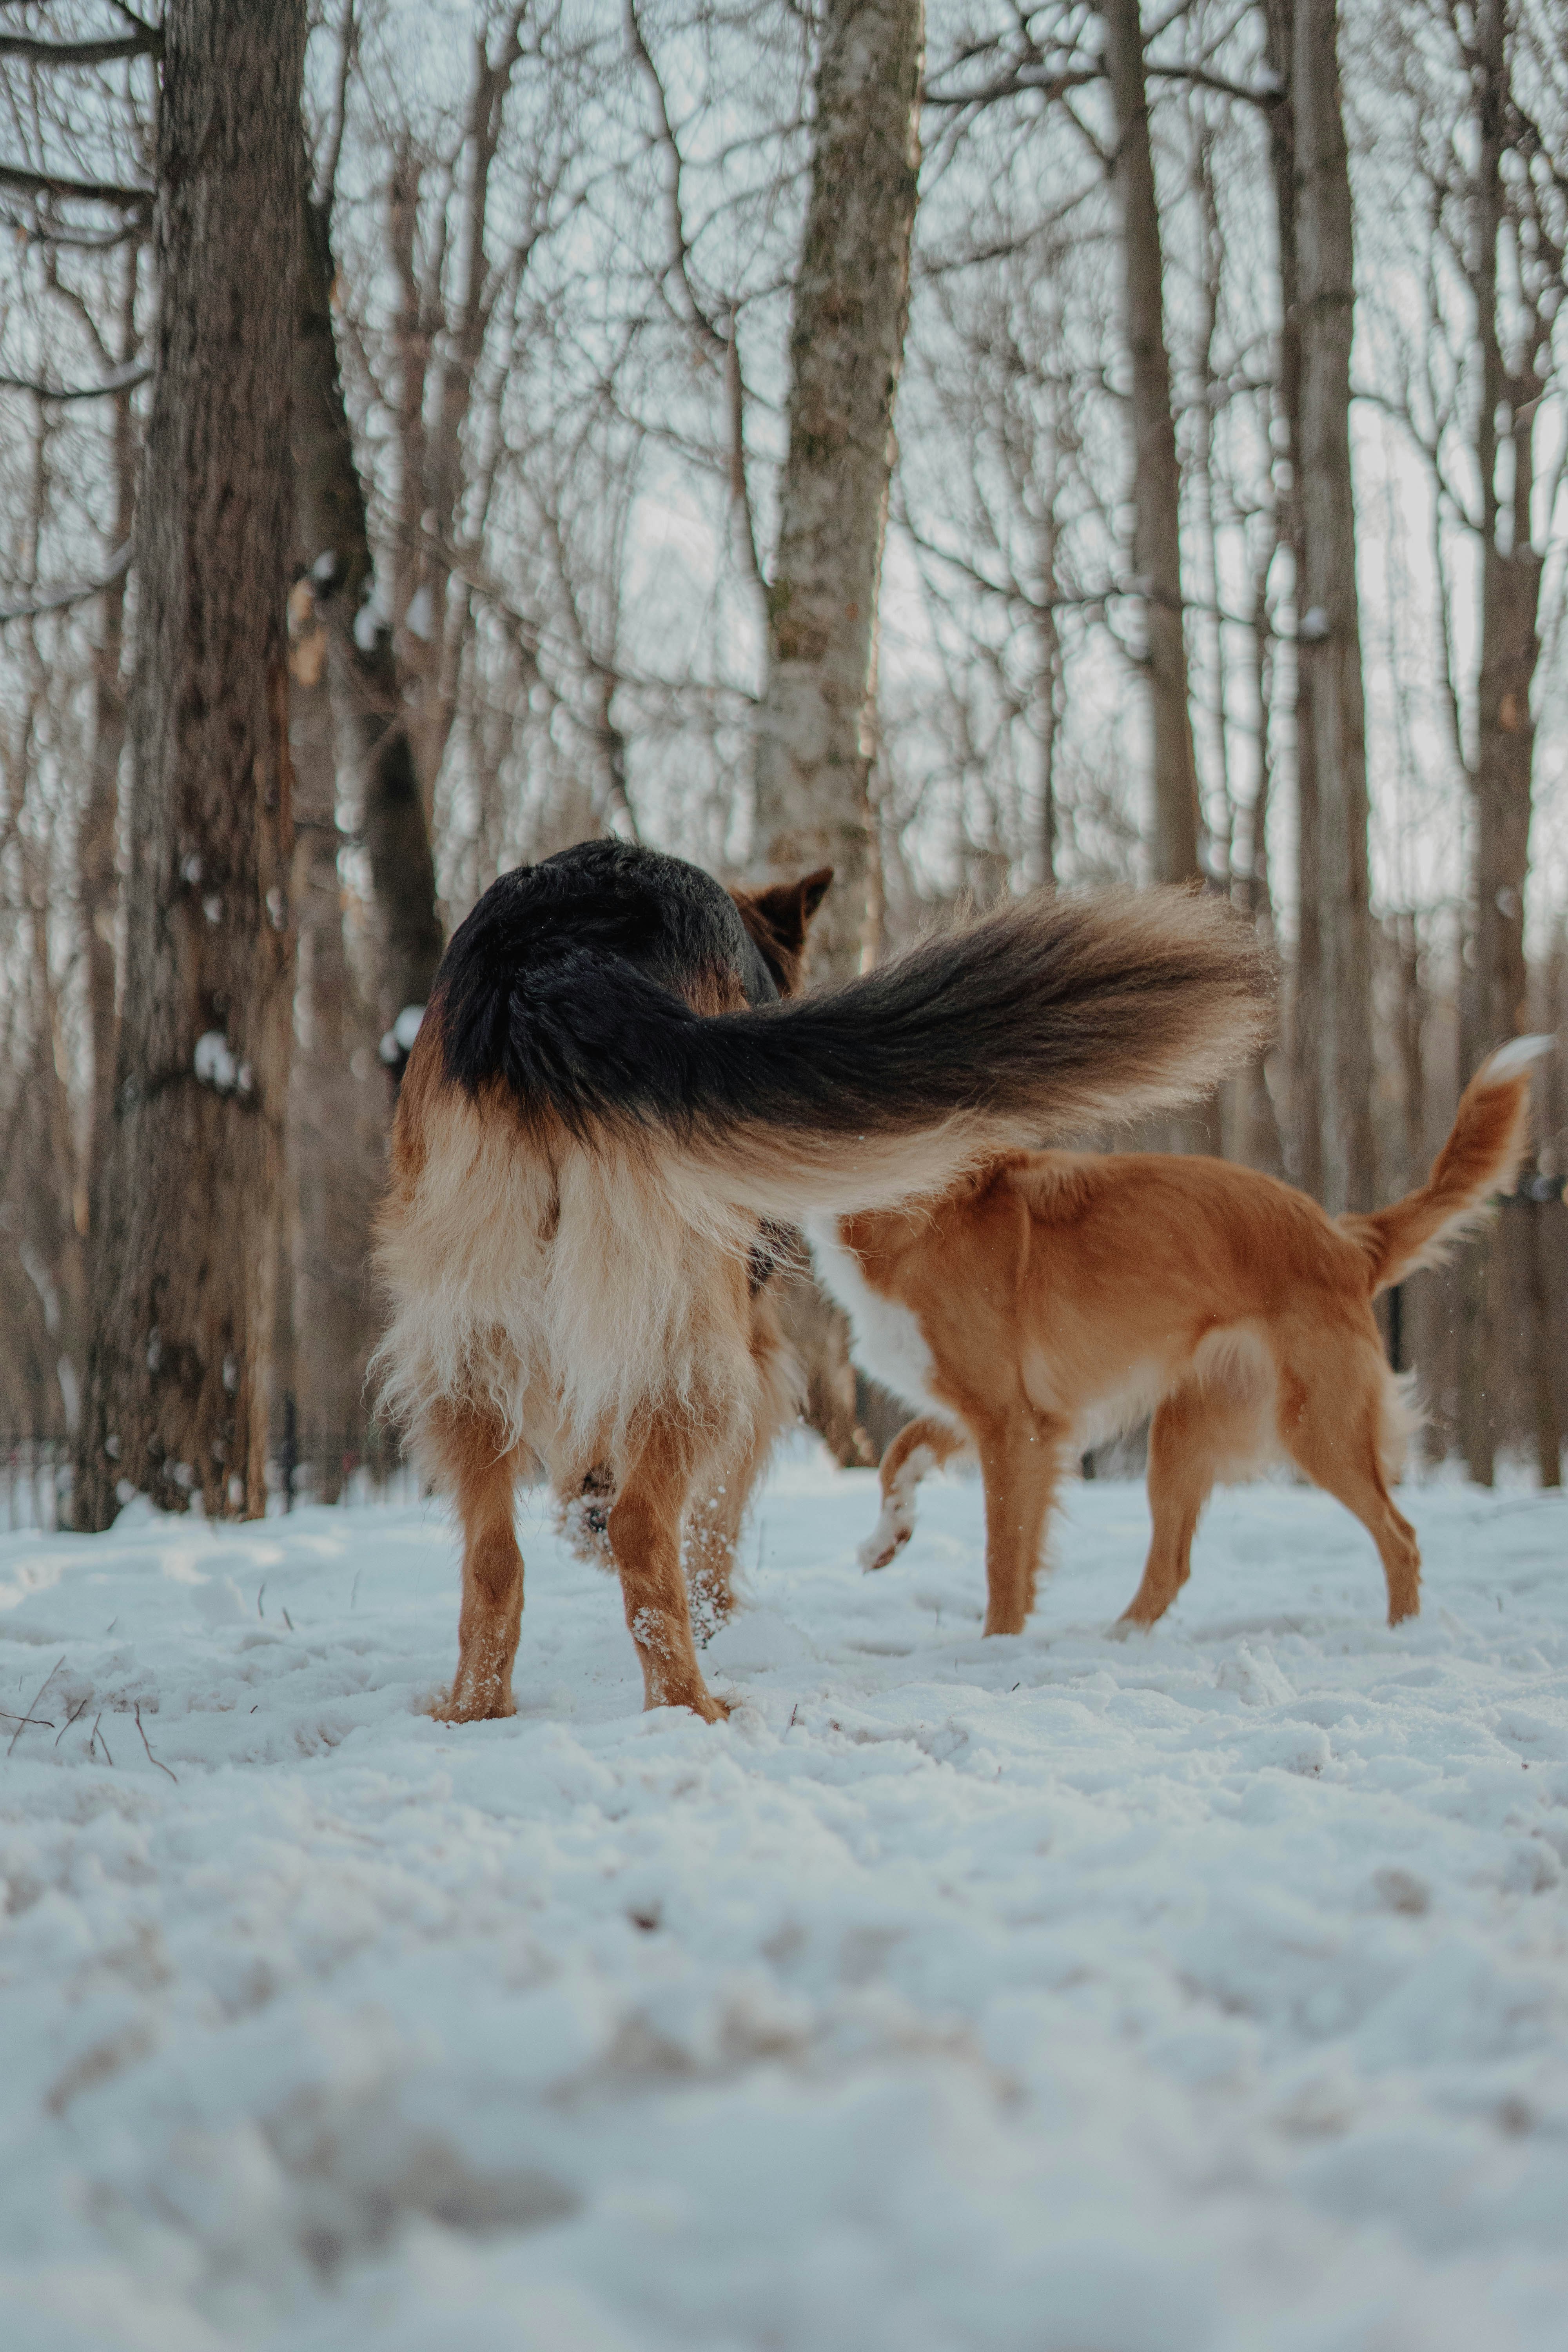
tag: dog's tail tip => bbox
[1478,1032,1554,1086]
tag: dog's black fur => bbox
[425,840,1272,1156]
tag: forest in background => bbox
[0,0,1563,1510]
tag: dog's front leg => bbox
[610,1425,729,1721]
[861,1414,970,1571]
[974,1407,1067,1636]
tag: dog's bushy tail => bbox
[1338,1036,1553,1294]
[430,884,1273,1220]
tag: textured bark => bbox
[80,243,140,1227]
[295,189,443,1063]
[753,0,924,979]
[1100,0,1200,887]
[1292,0,1374,1215]
[1262,0,1318,1193]
[1240,527,1286,1176]
[283,584,381,1478]
[73,0,308,1528]
[1457,0,1550,1483]
[1036,495,1062,891]
[1464,0,1541,1070]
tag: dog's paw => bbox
[430,1677,517,1724]
[646,1682,731,1724]
[1109,1611,1155,1640]
[858,1514,911,1572]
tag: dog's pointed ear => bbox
[747,867,835,952]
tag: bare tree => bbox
[295,166,442,1069]
[1290,0,1375,1212]
[74,0,309,1528]
[78,242,140,1222]
[1457,0,1561,1483]
[1100,0,1201,887]
[752,0,925,976]
[1374,0,1566,1481]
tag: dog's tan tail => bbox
[1338,1036,1553,1295]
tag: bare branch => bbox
[0,209,146,249]
[0,360,148,402]
[924,64,1099,111]
[0,161,152,210]
[0,30,158,67]
[317,0,357,220]
[1145,61,1280,107]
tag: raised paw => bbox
[858,1514,912,1573]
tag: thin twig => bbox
[0,1709,55,1732]
[90,1711,114,1767]
[54,1695,90,1746]
[134,1702,178,1784]
[7,1655,64,1755]
[0,361,149,403]
[0,161,151,210]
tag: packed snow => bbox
[2,1445,1566,2352]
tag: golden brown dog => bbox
[820,1038,1553,1635]
[373,840,1271,1722]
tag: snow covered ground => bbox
[2,1446,1566,2352]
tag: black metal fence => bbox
[0,1423,418,1535]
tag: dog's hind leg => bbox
[684,1303,798,1644]
[860,1414,970,1572]
[429,1403,527,1723]
[1118,1383,1257,1630]
[1276,1339,1422,1624]
[684,1416,774,1646]
[610,1423,730,1720]
[974,1409,1067,1636]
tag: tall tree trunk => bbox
[74,0,308,1529]
[1240,519,1287,1176]
[750,0,923,1465]
[80,242,140,1228]
[1459,0,1550,1483]
[752,0,924,978]
[1036,447,1063,892]
[1292,0,1374,1214]
[284,581,380,1480]
[1465,2,1541,1068]
[1262,0,1316,1192]
[295,188,443,1073]
[1100,0,1200,889]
